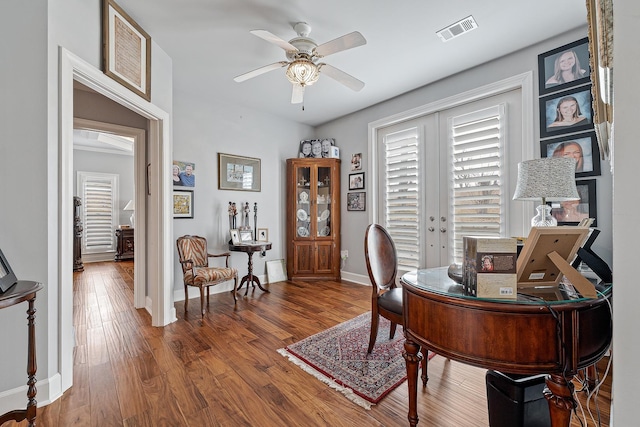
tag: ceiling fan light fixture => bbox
[285,59,320,87]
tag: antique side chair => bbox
[176,235,238,318]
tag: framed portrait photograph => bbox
[349,172,365,190]
[538,37,590,95]
[172,160,195,188]
[347,192,366,211]
[102,0,151,101]
[550,179,597,227]
[218,153,261,192]
[173,190,194,218]
[539,86,593,138]
[257,228,269,242]
[0,248,18,293]
[351,153,362,171]
[230,229,240,245]
[540,131,601,178]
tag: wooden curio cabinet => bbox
[286,158,341,280]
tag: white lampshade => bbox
[123,200,135,227]
[513,157,579,226]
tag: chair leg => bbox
[232,277,238,302]
[368,312,380,353]
[420,348,429,387]
[199,287,205,318]
[389,322,398,340]
[184,284,189,312]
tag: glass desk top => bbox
[401,267,612,305]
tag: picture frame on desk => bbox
[0,248,18,293]
[239,230,253,243]
[230,229,240,245]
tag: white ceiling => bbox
[114,0,588,127]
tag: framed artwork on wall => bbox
[218,153,261,192]
[347,192,366,211]
[173,190,194,218]
[538,37,591,96]
[348,173,365,190]
[540,131,601,178]
[539,86,593,138]
[102,0,151,101]
[172,160,195,188]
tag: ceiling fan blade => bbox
[233,62,288,83]
[291,84,305,104]
[314,31,366,57]
[250,30,298,52]
[319,64,365,91]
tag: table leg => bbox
[544,374,575,427]
[236,251,270,295]
[403,339,421,427]
[27,298,37,426]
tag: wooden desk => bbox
[229,242,272,295]
[0,280,43,427]
[401,268,612,427]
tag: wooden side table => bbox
[115,228,134,261]
[229,242,272,295]
[0,280,43,427]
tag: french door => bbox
[376,88,523,272]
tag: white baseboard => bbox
[340,270,370,286]
[0,373,62,414]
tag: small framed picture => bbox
[347,192,366,211]
[351,153,362,171]
[550,179,597,226]
[173,190,194,218]
[230,229,240,245]
[538,38,590,96]
[172,160,196,188]
[540,131,601,178]
[257,228,269,242]
[539,86,593,138]
[218,153,261,192]
[239,230,253,243]
[0,248,18,293]
[349,172,365,190]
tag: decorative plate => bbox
[297,209,308,221]
[319,226,330,236]
[298,227,309,237]
[320,209,330,221]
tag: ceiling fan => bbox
[233,22,366,104]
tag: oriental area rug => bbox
[278,312,433,410]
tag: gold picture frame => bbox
[173,190,193,218]
[257,228,269,242]
[218,153,261,192]
[102,0,151,101]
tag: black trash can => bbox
[485,370,551,427]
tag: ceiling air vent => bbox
[436,15,478,42]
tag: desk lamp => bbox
[123,200,135,227]
[512,157,579,227]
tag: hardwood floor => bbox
[9,261,610,426]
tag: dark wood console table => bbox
[228,242,272,295]
[115,228,134,261]
[401,268,612,427]
[0,280,43,427]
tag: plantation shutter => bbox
[384,128,420,271]
[449,105,506,263]
[78,172,119,253]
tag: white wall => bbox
[612,2,640,426]
[170,80,314,295]
[317,26,613,280]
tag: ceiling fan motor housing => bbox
[287,37,317,60]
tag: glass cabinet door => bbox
[296,166,311,238]
[316,166,332,238]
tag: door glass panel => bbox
[317,167,331,237]
[296,166,311,238]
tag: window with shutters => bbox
[448,105,506,264]
[77,172,119,254]
[383,128,420,271]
